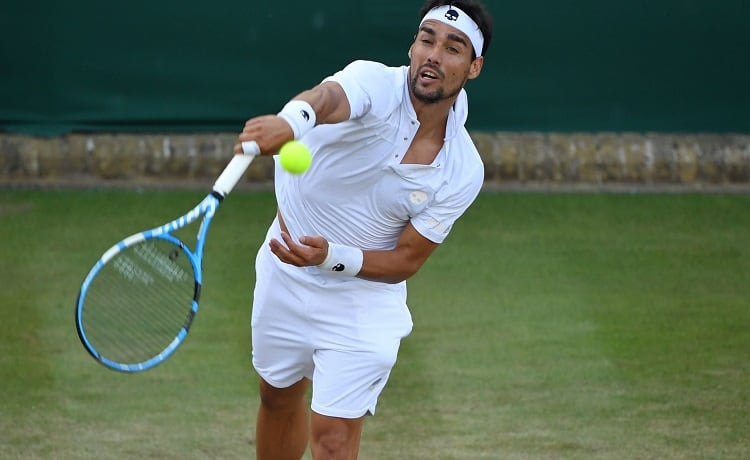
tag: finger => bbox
[299,235,326,250]
[269,238,306,267]
[279,233,313,264]
[297,236,328,265]
[280,231,304,251]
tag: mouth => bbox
[418,65,443,82]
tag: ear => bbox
[467,56,484,80]
[408,45,412,59]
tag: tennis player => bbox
[234,1,493,458]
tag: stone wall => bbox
[1,132,749,190]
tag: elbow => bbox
[381,276,408,285]
[385,263,421,284]
[360,265,419,285]
[379,277,410,285]
[358,246,431,284]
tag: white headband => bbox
[420,5,484,57]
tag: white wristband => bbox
[317,243,363,277]
[277,100,316,139]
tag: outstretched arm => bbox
[233,81,350,155]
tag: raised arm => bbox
[234,81,350,155]
[294,81,351,125]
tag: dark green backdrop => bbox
[1,1,748,135]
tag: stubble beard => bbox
[410,69,467,105]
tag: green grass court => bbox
[1,189,749,459]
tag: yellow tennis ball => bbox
[279,141,312,174]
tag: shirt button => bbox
[403,137,408,141]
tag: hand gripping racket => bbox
[75,142,260,372]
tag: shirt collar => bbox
[402,66,468,142]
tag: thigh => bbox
[251,245,315,387]
[306,283,412,418]
[258,377,310,410]
[310,337,402,419]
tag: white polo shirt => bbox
[273,60,484,273]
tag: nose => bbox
[425,47,442,65]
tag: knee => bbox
[314,431,349,458]
[311,414,363,459]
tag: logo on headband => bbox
[445,9,459,21]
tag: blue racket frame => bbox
[76,147,258,373]
[75,192,221,372]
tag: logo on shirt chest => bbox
[409,191,428,205]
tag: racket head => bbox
[75,233,201,372]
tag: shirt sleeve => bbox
[411,148,484,244]
[322,60,401,120]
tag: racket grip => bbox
[212,142,259,196]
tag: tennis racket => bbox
[75,141,260,372]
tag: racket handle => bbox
[212,142,260,197]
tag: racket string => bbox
[89,281,181,360]
[81,239,197,365]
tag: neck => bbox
[409,90,456,136]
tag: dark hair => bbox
[419,0,493,58]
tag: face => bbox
[408,20,484,105]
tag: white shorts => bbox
[251,220,413,418]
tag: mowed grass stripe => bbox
[1,190,748,459]
[372,193,750,459]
